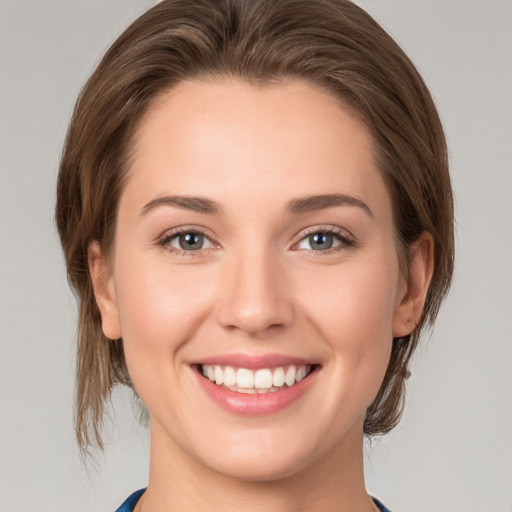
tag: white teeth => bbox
[272,367,286,387]
[236,368,254,389]
[296,366,307,382]
[285,366,296,386]
[214,365,223,385]
[223,366,237,386]
[254,369,273,389]
[237,387,258,394]
[200,364,313,392]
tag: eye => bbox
[295,229,354,252]
[161,230,214,253]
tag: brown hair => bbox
[56,0,454,454]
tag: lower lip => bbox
[195,368,318,416]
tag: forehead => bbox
[124,78,391,220]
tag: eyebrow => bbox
[141,195,222,215]
[287,193,373,217]
[140,193,373,217]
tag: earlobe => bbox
[392,232,434,338]
[88,241,122,340]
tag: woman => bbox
[56,0,454,510]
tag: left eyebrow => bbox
[140,195,223,216]
[286,193,374,218]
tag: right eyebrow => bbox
[287,193,374,218]
[140,195,223,216]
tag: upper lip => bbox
[189,353,318,369]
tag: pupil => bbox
[310,233,333,250]
[179,233,203,250]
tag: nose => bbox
[215,247,294,337]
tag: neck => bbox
[142,418,374,512]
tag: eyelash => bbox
[158,226,356,256]
[293,226,356,254]
[158,226,218,257]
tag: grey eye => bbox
[296,231,345,251]
[167,232,213,251]
[308,233,334,250]
[179,233,203,250]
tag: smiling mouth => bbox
[197,364,316,394]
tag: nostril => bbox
[214,259,294,335]
[217,304,295,337]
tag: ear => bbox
[88,241,122,340]
[392,232,435,338]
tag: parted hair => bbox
[56,0,454,454]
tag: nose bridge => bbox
[216,240,293,336]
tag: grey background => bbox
[1,1,511,511]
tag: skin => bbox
[90,79,433,512]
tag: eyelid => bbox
[157,225,221,254]
[156,224,356,255]
[291,225,356,251]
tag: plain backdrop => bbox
[0,1,511,511]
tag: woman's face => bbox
[93,79,415,480]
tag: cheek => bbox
[298,253,399,388]
[301,255,399,340]
[113,253,215,376]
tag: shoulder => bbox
[114,490,391,512]
[114,489,145,512]
[373,496,393,512]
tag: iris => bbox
[309,233,334,250]
[179,232,204,250]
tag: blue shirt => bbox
[115,489,145,512]
[114,489,392,511]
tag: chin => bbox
[207,448,312,483]
[187,424,326,483]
